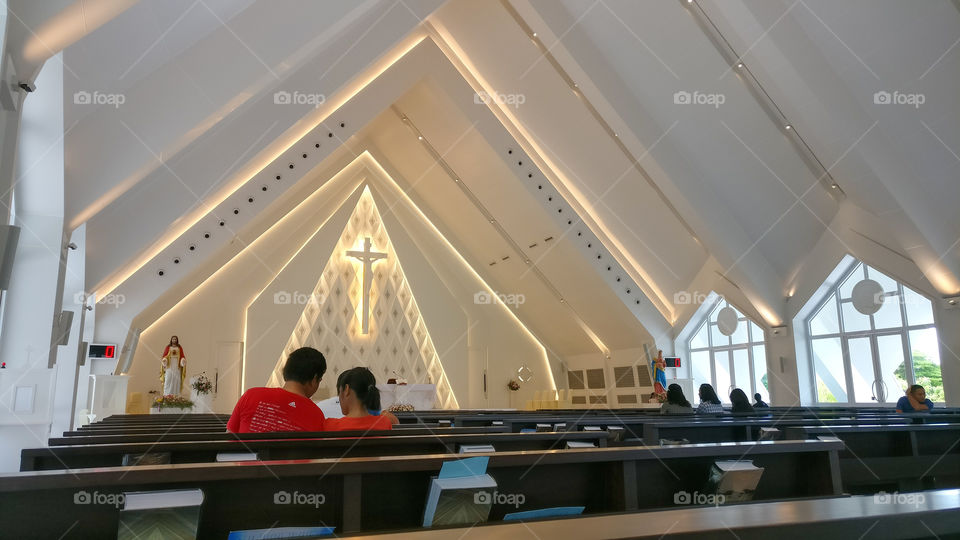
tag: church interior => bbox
[0,0,959,538]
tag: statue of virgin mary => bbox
[160,335,187,396]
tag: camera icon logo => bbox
[274,291,292,304]
[674,291,692,305]
[474,491,492,504]
[274,491,291,504]
[674,491,691,505]
[74,91,91,105]
[74,490,91,504]
[874,491,890,504]
[474,291,493,305]
[673,91,692,105]
[873,91,891,104]
[274,91,292,105]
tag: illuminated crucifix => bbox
[346,237,387,334]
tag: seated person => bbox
[896,384,934,413]
[753,393,770,408]
[695,383,724,414]
[227,347,327,433]
[660,384,694,414]
[324,367,393,432]
[729,388,756,414]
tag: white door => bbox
[214,341,244,412]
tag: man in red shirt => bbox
[227,347,327,433]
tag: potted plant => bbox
[189,372,214,412]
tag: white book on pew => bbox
[535,423,552,432]
[216,452,259,462]
[123,488,204,511]
[459,444,496,454]
[582,426,602,431]
[758,427,780,441]
[553,423,567,431]
[816,435,842,442]
[119,489,204,539]
[565,441,597,449]
[491,421,504,426]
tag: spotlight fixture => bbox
[785,124,792,130]
[736,62,744,69]
[417,135,423,140]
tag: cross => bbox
[346,237,387,334]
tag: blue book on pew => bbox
[503,506,585,521]
[227,526,335,539]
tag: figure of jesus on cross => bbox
[346,237,387,334]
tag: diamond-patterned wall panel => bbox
[267,187,458,408]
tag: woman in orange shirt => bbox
[324,367,393,432]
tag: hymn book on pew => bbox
[422,456,497,527]
[118,489,203,540]
[703,461,765,502]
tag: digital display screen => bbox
[89,344,116,358]
[665,357,681,368]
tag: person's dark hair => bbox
[282,347,327,384]
[729,388,754,413]
[338,367,380,412]
[698,383,721,405]
[909,384,924,394]
[754,393,763,401]
[666,384,691,408]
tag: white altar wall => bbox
[126,155,555,411]
[125,165,366,413]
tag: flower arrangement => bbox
[507,379,521,391]
[154,395,194,410]
[191,373,213,396]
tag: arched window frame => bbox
[803,259,942,404]
[685,296,769,404]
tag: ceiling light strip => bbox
[682,0,846,199]
[501,0,703,243]
[393,106,611,357]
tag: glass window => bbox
[684,296,768,404]
[690,322,709,350]
[841,301,871,332]
[753,345,768,401]
[810,296,840,335]
[909,327,943,402]
[872,294,903,330]
[805,260,943,404]
[904,287,935,326]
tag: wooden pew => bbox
[0,440,842,538]
[23,431,611,471]
[345,488,960,539]
[48,426,510,446]
[784,423,960,493]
